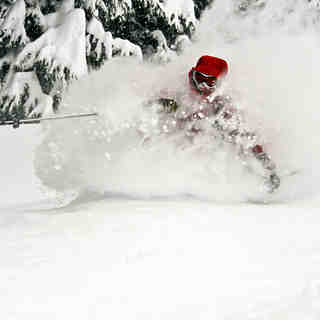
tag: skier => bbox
[147,55,280,193]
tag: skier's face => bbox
[192,70,218,94]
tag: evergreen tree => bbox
[193,0,214,19]
[0,0,213,121]
[0,0,32,120]
[24,0,46,41]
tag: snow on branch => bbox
[25,1,47,41]
[159,0,197,31]
[45,0,77,29]
[60,0,75,13]
[0,71,53,121]
[86,16,112,69]
[105,0,133,20]
[78,0,107,16]
[0,0,29,58]
[148,30,176,63]
[0,55,13,87]
[173,34,192,54]
[113,37,143,60]
[15,8,87,94]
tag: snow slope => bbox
[1,134,320,319]
[1,1,320,319]
[1,73,320,319]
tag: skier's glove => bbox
[157,98,179,113]
[264,173,281,193]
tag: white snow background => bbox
[1,1,320,319]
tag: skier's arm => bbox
[145,88,180,114]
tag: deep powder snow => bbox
[33,1,320,203]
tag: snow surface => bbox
[2,1,320,319]
[1,126,320,320]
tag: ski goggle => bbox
[193,70,217,88]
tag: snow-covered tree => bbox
[0,0,28,58]
[24,1,46,41]
[86,16,111,70]
[98,0,197,56]
[0,0,213,121]
[0,0,33,120]
[0,71,52,121]
[193,0,214,19]
[15,6,87,94]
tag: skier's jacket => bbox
[148,57,280,193]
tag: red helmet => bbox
[189,55,228,94]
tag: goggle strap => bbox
[196,71,217,80]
